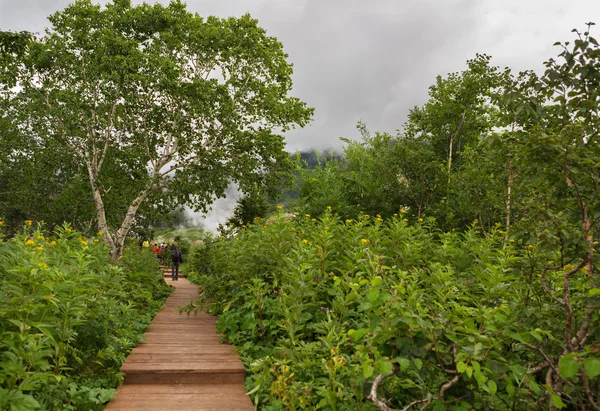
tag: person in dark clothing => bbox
[170,244,183,281]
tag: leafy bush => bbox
[0,222,171,410]
[187,209,599,410]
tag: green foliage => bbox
[290,152,359,220]
[188,210,598,410]
[0,0,312,258]
[495,23,600,409]
[225,193,271,229]
[0,222,171,410]
[290,56,511,231]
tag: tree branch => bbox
[367,371,399,411]
[400,396,433,411]
[97,84,119,171]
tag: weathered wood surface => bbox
[104,278,253,411]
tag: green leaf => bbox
[558,355,579,379]
[551,394,565,409]
[378,360,393,375]
[530,330,542,341]
[398,357,410,372]
[413,358,423,370]
[583,358,600,379]
[456,361,467,373]
[363,363,374,378]
[349,329,368,342]
[7,391,40,411]
[370,315,381,332]
[246,385,261,396]
[367,289,380,302]
[506,331,526,344]
[345,292,359,303]
[506,380,515,396]
[528,378,541,394]
[588,288,600,297]
[487,380,497,395]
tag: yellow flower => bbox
[25,220,33,226]
[324,226,329,231]
[418,218,423,222]
[311,218,317,222]
[400,209,407,214]
[346,219,353,223]
[37,235,45,240]
[97,231,104,236]
[302,239,309,244]
[0,221,4,226]
[360,238,370,245]
[94,239,99,243]
[25,239,35,246]
[35,246,44,251]
[403,218,408,222]
[563,264,575,271]
[50,240,57,246]
[304,214,311,217]
[327,206,332,210]
[65,228,72,233]
[39,263,48,269]
[375,217,383,222]
[276,205,283,210]
[364,214,370,218]
[80,239,88,246]
[376,214,381,218]
[393,213,398,217]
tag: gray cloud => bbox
[2,0,598,151]
[2,0,599,227]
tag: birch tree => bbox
[0,0,312,259]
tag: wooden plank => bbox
[105,277,252,409]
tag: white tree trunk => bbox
[110,187,154,260]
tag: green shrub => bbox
[187,209,599,410]
[0,222,172,410]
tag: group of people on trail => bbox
[143,241,183,281]
[151,242,168,256]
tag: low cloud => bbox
[184,184,241,233]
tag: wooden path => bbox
[105,277,253,411]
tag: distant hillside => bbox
[295,149,343,169]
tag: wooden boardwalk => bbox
[105,277,253,411]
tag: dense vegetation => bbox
[0,222,171,410]
[186,26,600,410]
[1,0,599,409]
[0,0,312,258]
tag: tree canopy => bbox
[0,0,313,258]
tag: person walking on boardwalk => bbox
[170,244,183,281]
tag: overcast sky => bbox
[2,0,599,230]
[2,0,599,152]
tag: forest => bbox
[0,0,599,410]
